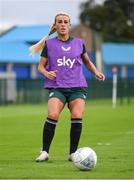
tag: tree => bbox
[79,0,134,42]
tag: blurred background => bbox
[0,0,134,105]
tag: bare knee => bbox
[69,99,85,119]
[47,98,64,120]
[71,110,83,119]
[48,112,59,120]
[48,111,59,120]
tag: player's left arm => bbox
[82,52,105,81]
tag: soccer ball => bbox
[72,147,97,170]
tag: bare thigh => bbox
[68,98,85,119]
[47,98,65,121]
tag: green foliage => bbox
[80,0,134,42]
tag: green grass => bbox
[0,100,134,179]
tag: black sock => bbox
[42,117,57,153]
[70,118,82,154]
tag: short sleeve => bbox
[40,43,48,58]
[82,43,87,55]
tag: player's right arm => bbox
[38,57,57,80]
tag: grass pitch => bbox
[0,100,134,179]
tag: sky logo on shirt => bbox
[57,56,75,68]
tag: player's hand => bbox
[44,70,57,80]
[95,71,105,81]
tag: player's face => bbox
[55,15,70,35]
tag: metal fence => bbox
[0,78,134,105]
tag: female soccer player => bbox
[29,12,105,162]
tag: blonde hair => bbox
[29,12,70,55]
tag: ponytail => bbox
[29,12,70,55]
[29,24,56,55]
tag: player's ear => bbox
[52,23,56,27]
[50,24,57,33]
[53,23,57,29]
[53,25,57,31]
